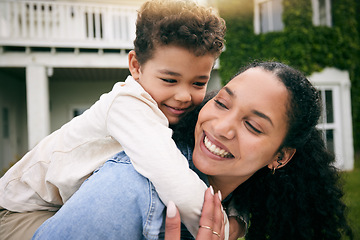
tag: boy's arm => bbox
[105,80,229,238]
[107,93,205,237]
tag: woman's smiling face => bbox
[193,67,290,192]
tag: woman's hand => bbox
[164,200,181,239]
[165,187,224,240]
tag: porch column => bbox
[341,74,354,171]
[26,65,50,149]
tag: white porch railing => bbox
[0,0,138,49]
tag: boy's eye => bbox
[245,121,262,134]
[193,82,207,87]
[161,78,177,83]
[214,99,228,110]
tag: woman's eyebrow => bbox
[252,110,274,126]
[224,86,234,96]
[224,86,274,126]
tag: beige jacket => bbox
[0,76,212,237]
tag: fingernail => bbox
[167,201,177,218]
[209,186,214,195]
[218,190,222,201]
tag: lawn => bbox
[342,152,360,240]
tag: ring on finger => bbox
[212,230,221,238]
[199,225,220,238]
[199,225,213,231]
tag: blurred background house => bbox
[0,0,358,175]
[0,0,221,174]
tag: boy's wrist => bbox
[228,216,247,239]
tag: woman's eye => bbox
[161,78,177,83]
[214,99,228,110]
[245,121,262,134]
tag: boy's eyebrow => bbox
[224,86,274,126]
[159,69,210,79]
[159,69,182,77]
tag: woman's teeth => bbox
[204,136,233,158]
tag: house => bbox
[1,0,356,173]
[0,0,222,174]
[214,0,357,170]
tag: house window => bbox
[69,105,89,119]
[310,68,353,170]
[312,0,332,27]
[73,108,87,117]
[254,0,284,34]
[316,87,342,160]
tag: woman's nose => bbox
[213,114,236,140]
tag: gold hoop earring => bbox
[271,167,276,175]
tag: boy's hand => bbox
[228,216,246,240]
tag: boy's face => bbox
[129,45,216,124]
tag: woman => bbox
[33,61,353,240]
[190,61,353,239]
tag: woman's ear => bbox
[128,50,140,80]
[268,148,296,170]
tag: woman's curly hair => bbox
[230,61,353,239]
[134,0,226,65]
[173,61,353,240]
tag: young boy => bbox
[0,0,226,239]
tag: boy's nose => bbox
[174,89,191,102]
